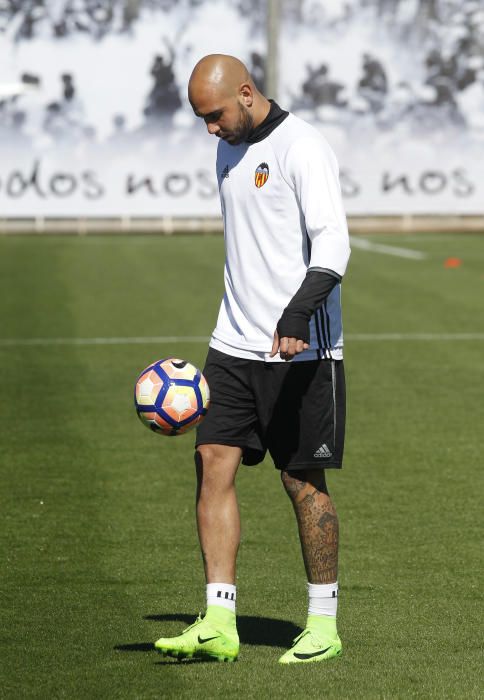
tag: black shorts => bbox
[195,348,346,470]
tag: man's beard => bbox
[224,103,254,145]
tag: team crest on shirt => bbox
[254,162,269,188]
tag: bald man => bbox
[155,54,351,664]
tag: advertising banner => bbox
[1,0,483,217]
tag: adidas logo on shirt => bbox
[221,165,230,179]
[313,444,333,458]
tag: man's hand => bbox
[270,329,310,361]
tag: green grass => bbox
[0,233,483,698]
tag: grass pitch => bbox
[0,233,483,699]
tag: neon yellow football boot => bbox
[278,616,342,664]
[154,607,239,662]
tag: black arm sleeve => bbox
[276,268,341,343]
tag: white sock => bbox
[206,582,236,613]
[307,581,338,617]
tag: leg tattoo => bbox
[281,470,339,584]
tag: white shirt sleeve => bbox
[286,135,351,276]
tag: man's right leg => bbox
[154,444,241,661]
[195,444,242,584]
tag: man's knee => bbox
[195,444,241,491]
[195,444,241,469]
[196,443,225,465]
[281,468,328,500]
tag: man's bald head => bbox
[188,54,253,102]
[188,54,270,146]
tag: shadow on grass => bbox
[114,613,301,655]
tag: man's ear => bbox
[239,82,253,107]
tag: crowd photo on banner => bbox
[0,0,483,215]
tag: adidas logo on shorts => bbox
[313,444,333,459]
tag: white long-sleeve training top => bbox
[209,112,351,362]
